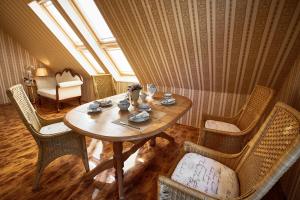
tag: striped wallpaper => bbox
[97,0,300,127]
[277,55,300,110]
[0,28,39,104]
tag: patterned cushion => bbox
[40,122,71,135]
[205,120,241,132]
[171,153,239,199]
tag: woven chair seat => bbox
[171,153,239,199]
[205,120,241,133]
[40,122,71,135]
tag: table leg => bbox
[113,142,125,200]
[150,137,156,147]
[157,132,174,143]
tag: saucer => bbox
[128,111,150,123]
[161,98,176,105]
[87,107,102,113]
[139,107,152,112]
[138,103,151,112]
[95,100,113,107]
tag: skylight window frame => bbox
[71,0,136,77]
[32,0,105,75]
[31,0,137,82]
[72,0,116,43]
[105,47,136,76]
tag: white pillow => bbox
[171,153,239,199]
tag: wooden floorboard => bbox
[0,102,285,200]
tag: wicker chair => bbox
[158,102,300,200]
[200,85,275,153]
[6,84,90,190]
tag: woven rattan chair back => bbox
[236,102,300,198]
[237,85,274,130]
[6,84,41,132]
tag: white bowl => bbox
[164,92,172,99]
[118,103,130,111]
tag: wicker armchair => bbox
[200,85,274,153]
[158,102,300,200]
[6,84,89,190]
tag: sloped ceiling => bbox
[0,0,89,77]
[97,0,300,94]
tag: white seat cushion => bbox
[58,80,83,88]
[37,88,56,100]
[40,122,71,135]
[205,120,241,132]
[58,86,82,100]
[37,86,81,100]
[171,153,239,199]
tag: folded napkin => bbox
[130,111,149,120]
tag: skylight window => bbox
[82,50,104,73]
[44,1,83,46]
[72,0,135,77]
[28,1,105,75]
[74,0,115,42]
[29,0,136,81]
[107,48,135,75]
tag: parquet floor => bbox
[0,102,284,200]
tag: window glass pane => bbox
[82,50,104,73]
[75,0,115,42]
[28,1,101,75]
[44,1,83,46]
[107,49,134,75]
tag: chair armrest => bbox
[201,128,249,153]
[158,176,218,200]
[202,126,251,136]
[202,107,244,125]
[183,141,248,170]
[57,80,83,88]
[36,112,64,126]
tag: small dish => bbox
[87,107,102,113]
[138,103,151,112]
[161,98,176,105]
[139,107,152,112]
[88,103,99,110]
[128,111,150,123]
[95,99,113,107]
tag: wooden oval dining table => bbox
[64,92,192,200]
